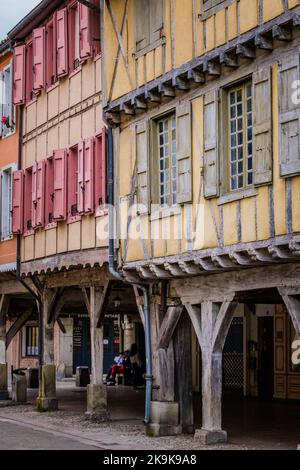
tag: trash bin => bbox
[12,370,27,403]
[76,366,90,387]
[26,368,39,389]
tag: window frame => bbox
[68,0,81,74]
[23,324,39,358]
[0,163,16,241]
[227,81,253,193]
[219,77,257,202]
[156,113,177,207]
[46,17,58,90]
[1,61,16,139]
[151,109,177,209]
[67,143,81,223]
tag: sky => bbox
[0,0,41,41]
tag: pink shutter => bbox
[31,163,37,228]
[36,160,46,227]
[56,8,68,77]
[33,27,46,90]
[79,3,91,59]
[53,149,67,220]
[13,45,26,105]
[12,170,24,234]
[84,138,95,213]
[77,141,85,214]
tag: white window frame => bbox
[0,61,16,139]
[0,163,17,241]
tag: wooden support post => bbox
[185,298,237,444]
[86,285,109,421]
[0,295,10,400]
[37,288,58,412]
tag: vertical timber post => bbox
[0,295,10,400]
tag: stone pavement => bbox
[0,381,299,450]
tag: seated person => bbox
[105,352,126,385]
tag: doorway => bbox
[72,316,91,374]
[257,316,274,398]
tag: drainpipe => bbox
[15,106,43,374]
[106,125,153,425]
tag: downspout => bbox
[106,126,153,425]
[15,106,43,374]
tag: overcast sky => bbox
[0,0,41,40]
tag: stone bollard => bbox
[36,364,58,412]
[12,374,27,403]
[0,364,9,400]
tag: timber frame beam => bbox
[104,8,300,124]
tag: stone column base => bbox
[37,365,58,412]
[86,384,109,422]
[146,401,182,437]
[0,363,8,401]
[37,397,58,412]
[194,428,227,445]
[146,423,182,437]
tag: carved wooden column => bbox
[37,288,58,411]
[185,298,237,444]
[86,285,109,421]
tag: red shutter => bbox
[31,162,37,228]
[36,160,46,227]
[84,138,95,213]
[94,128,107,213]
[13,45,26,105]
[53,149,67,220]
[56,8,68,77]
[33,27,46,90]
[79,3,91,59]
[12,170,24,234]
[77,141,85,214]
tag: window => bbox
[135,0,164,52]
[45,156,56,228]
[1,165,14,240]
[25,41,34,102]
[0,62,15,137]
[157,115,177,206]
[25,326,39,357]
[67,144,81,222]
[24,167,33,234]
[46,18,57,88]
[228,82,253,191]
[69,2,81,72]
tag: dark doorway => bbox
[257,316,274,398]
[223,317,244,394]
[135,322,146,373]
[103,317,120,374]
[73,316,91,374]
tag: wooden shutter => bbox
[12,170,23,234]
[278,53,300,176]
[13,45,26,105]
[53,149,67,220]
[84,138,95,213]
[77,141,85,214]
[204,90,219,198]
[176,101,192,203]
[136,121,149,211]
[36,160,45,227]
[56,8,68,77]
[253,67,272,185]
[33,27,46,90]
[135,0,149,51]
[31,162,37,228]
[150,0,163,43]
[79,3,92,59]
